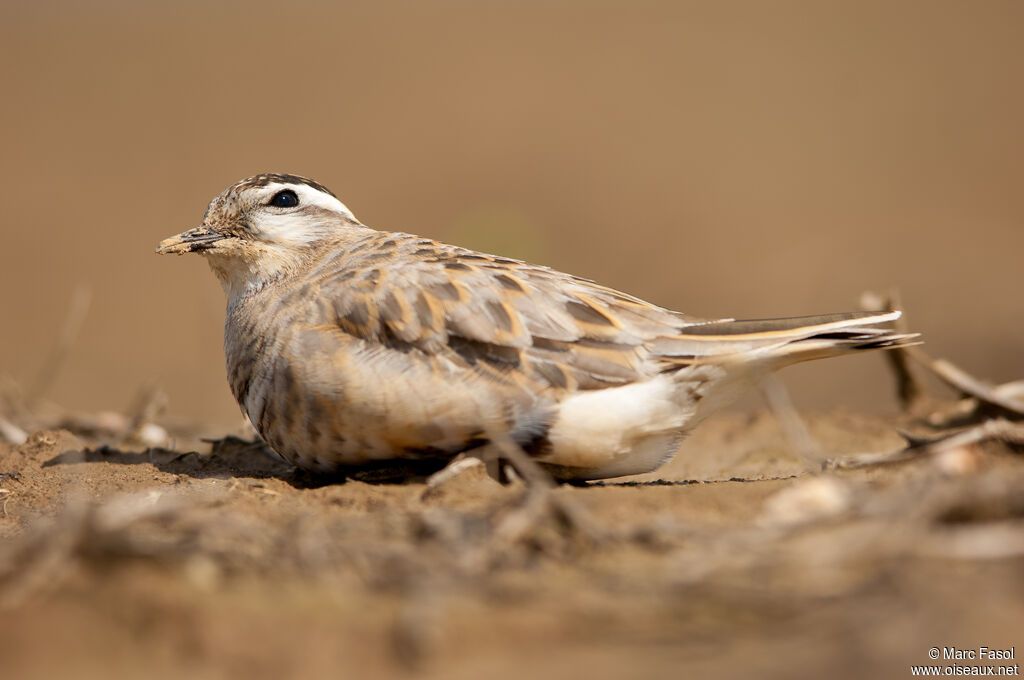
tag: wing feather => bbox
[301,232,716,392]
[298,232,899,394]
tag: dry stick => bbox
[925,418,1024,448]
[0,501,89,609]
[0,489,223,609]
[861,290,1022,425]
[0,415,28,445]
[760,374,821,469]
[1,374,35,434]
[859,289,927,413]
[994,380,1024,401]
[27,285,92,409]
[20,286,96,551]
[826,418,1024,470]
[483,426,605,544]
[909,349,1024,418]
[483,427,554,489]
[120,384,168,445]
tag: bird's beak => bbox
[156,226,231,255]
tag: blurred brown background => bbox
[2,0,1021,428]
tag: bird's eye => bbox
[268,189,299,208]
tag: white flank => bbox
[545,374,695,471]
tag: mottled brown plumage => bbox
[157,174,916,480]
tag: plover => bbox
[157,173,914,481]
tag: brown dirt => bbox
[2,411,1021,680]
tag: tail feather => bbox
[763,330,920,366]
[651,310,919,366]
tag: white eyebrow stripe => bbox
[260,183,356,219]
[251,183,357,245]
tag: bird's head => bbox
[157,173,363,298]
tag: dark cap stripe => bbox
[235,173,337,198]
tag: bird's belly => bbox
[243,374,498,470]
[236,336,544,471]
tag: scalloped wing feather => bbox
[299,232,722,392]
[294,232,906,395]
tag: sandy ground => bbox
[1,406,1021,680]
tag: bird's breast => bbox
[222,295,551,470]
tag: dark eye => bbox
[268,189,299,208]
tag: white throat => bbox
[207,245,304,303]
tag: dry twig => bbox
[483,426,605,546]
[859,289,927,413]
[760,374,821,468]
[862,288,1022,428]
[28,285,92,408]
[120,384,169,446]
[910,352,1024,424]
[825,418,1024,470]
[0,415,28,445]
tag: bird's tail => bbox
[651,310,919,369]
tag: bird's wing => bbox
[304,232,722,392]
[304,232,908,392]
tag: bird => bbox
[157,173,915,482]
